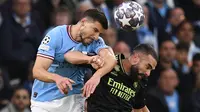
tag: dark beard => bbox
[129,65,146,82]
[80,35,88,46]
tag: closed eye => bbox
[147,64,153,70]
[93,28,99,32]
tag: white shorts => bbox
[31,94,85,112]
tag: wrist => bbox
[87,56,93,64]
[92,72,102,79]
[51,74,61,82]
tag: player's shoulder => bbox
[91,36,105,45]
[97,36,104,41]
[46,25,67,36]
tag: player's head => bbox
[78,9,108,45]
[128,44,158,80]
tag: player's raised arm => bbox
[83,46,117,98]
[64,51,104,68]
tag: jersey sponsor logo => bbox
[39,44,50,51]
[42,36,51,44]
[107,77,136,101]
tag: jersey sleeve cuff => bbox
[37,53,54,60]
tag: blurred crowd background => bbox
[0,0,200,112]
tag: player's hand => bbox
[54,75,75,94]
[82,75,100,98]
[91,63,101,70]
[89,55,104,69]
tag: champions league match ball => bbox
[114,1,145,31]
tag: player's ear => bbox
[80,18,87,26]
[132,53,140,64]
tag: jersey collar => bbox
[116,54,126,75]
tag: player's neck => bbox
[122,59,132,74]
[70,24,81,42]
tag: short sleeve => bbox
[37,27,62,60]
[90,37,109,54]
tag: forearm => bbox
[32,56,60,83]
[65,51,91,64]
[33,67,59,83]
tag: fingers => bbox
[86,84,94,98]
[91,56,104,68]
[82,84,92,98]
[64,79,73,90]
[82,77,99,98]
[90,84,96,94]
[58,82,67,94]
[68,79,75,84]
[82,85,86,97]
[56,78,75,94]
[57,85,64,94]
[82,84,96,98]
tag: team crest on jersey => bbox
[42,36,51,44]
[133,82,138,88]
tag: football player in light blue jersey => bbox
[31,9,117,112]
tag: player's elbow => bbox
[99,48,117,66]
[107,54,117,66]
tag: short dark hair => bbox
[176,43,189,52]
[12,86,29,97]
[193,53,200,62]
[175,20,193,34]
[82,9,108,30]
[132,44,158,62]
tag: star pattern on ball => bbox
[118,14,131,27]
[119,2,132,12]
[132,23,140,30]
[133,8,143,21]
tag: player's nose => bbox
[145,71,151,77]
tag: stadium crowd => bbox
[0,0,200,112]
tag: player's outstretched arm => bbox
[64,51,104,68]
[83,48,117,98]
[33,56,75,94]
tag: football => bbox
[114,1,145,31]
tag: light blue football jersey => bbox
[31,25,108,102]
